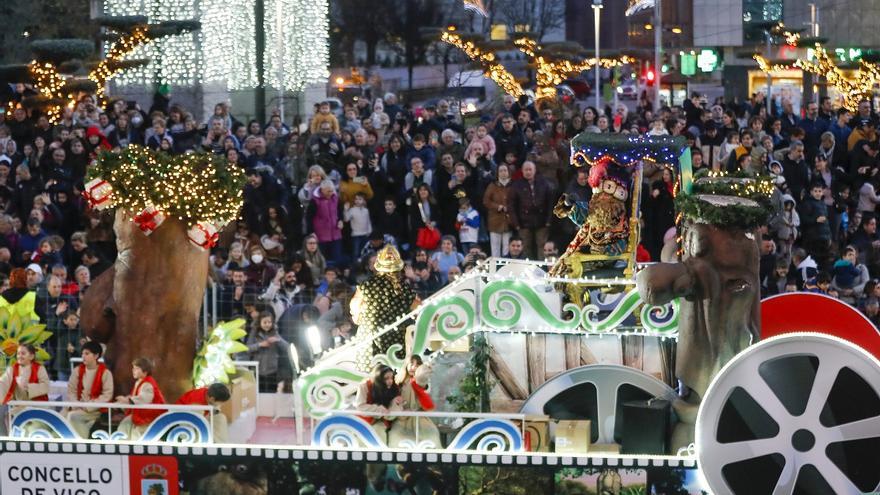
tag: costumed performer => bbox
[176,383,231,443]
[115,357,166,440]
[355,363,403,444]
[66,341,114,439]
[350,245,419,372]
[389,354,441,449]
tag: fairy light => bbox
[263,0,330,91]
[201,0,259,89]
[753,54,795,73]
[795,45,880,112]
[104,0,201,86]
[28,61,68,123]
[442,30,524,97]
[89,27,152,102]
[92,145,245,227]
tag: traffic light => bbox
[646,68,656,86]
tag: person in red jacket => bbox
[115,357,166,440]
[0,344,50,409]
[66,341,114,439]
[175,383,231,443]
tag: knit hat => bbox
[374,245,404,273]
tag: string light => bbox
[89,27,152,103]
[201,0,259,89]
[441,29,634,101]
[91,145,245,227]
[752,54,795,73]
[441,30,524,97]
[27,61,67,123]
[795,45,880,112]
[104,0,201,86]
[263,0,330,92]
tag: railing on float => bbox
[6,400,215,443]
[310,408,528,452]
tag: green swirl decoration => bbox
[370,344,406,370]
[412,295,476,357]
[581,288,642,332]
[300,367,367,416]
[641,298,679,335]
[481,280,581,331]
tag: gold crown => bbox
[374,245,404,273]
[453,189,468,200]
[141,463,168,479]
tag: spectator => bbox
[508,161,555,259]
[430,236,464,284]
[308,180,343,267]
[246,311,292,392]
[483,164,513,257]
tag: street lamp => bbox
[592,0,603,110]
[653,0,661,112]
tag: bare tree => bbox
[492,0,565,40]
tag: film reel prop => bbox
[696,333,880,495]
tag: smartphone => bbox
[614,115,623,128]
[126,101,137,111]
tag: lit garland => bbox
[441,29,634,101]
[263,0,330,92]
[514,37,635,100]
[675,170,775,230]
[795,46,880,112]
[89,145,245,226]
[27,61,68,123]
[441,30,524,97]
[201,0,259,90]
[570,134,688,168]
[753,54,795,73]
[88,26,151,102]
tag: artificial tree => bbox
[80,146,244,402]
[0,15,198,120]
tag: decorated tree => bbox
[0,16,199,121]
[80,146,244,401]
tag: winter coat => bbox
[507,176,555,229]
[482,180,512,233]
[309,190,342,242]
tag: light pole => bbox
[592,0,603,110]
[653,0,662,112]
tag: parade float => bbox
[0,135,876,495]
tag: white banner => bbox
[0,453,127,495]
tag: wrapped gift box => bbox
[554,419,591,454]
[219,369,257,423]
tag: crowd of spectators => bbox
[3,84,880,389]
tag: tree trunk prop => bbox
[81,210,208,402]
[637,216,761,449]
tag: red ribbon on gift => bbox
[190,223,219,249]
[134,208,163,233]
[83,181,112,208]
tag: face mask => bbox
[251,254,264,264]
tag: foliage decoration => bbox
[0,298,53,371]
[447,333,492,413]
[192,319,249,387]
[29,39,95,64]
[675,170,776,229]
[90,145,245,227]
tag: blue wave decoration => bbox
[312,415,384,448]
[10,409,78,439]
[447,419,523,452]
[140,411,212,443]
